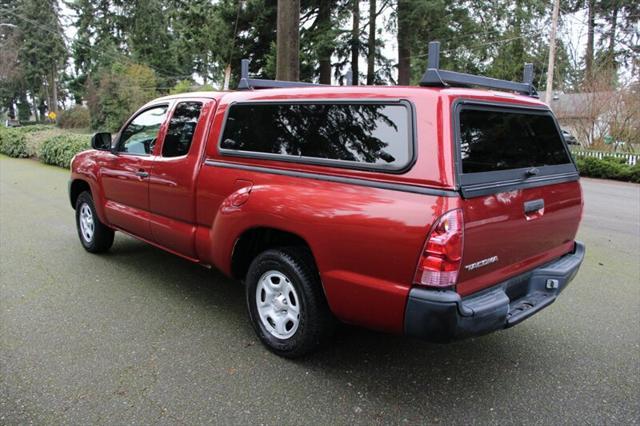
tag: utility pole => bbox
[545,0,561,104]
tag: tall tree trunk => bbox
[608,3,618,64]
[350,0,360,85]
[32,92,39,121]
[276,0,300,81]
[6,97,16,120]
[585,0,595,82]
[397,0,410,85]
[318,0,332,84]
[513,0,524,78]
[18,92,29,121]
[45,78,53,117]
[603,2,619,88]
[202,52,208,85]
[366,0,376,85]
[52,66,58,115]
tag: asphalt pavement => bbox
[1,155,639,424]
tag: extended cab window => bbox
[118,105,168,155]
[220,102,412,170]
[162,102,203,157]
[459,108,571,173]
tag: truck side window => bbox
[117,105,168,155]
[162,102,203,157]
[219,102,412,170]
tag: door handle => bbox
[524,199,544,213]
[136,170,149,178]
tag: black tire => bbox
[246,247,336,358]
[75,191,114,253]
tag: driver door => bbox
[100,104,169,241]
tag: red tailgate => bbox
[457,181,582,296]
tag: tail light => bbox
[414,209,464,289]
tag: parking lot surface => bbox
[1,155,639,424]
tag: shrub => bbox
[601,155,628,165]
[0,128,28,158]
[574,155,639,183]
[25,128,67,157]
[58,106,91,129]
[39,134,91,168]
[625,164,640,183]
[20,124,55,133]
[575,157,622,179]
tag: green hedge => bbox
[575,156,640,183]
[25,128,67,157]
[18,124,56,133]
[39,134,91,168]
[0,128,28,158]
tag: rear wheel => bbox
[246,247,335,358]
[75,191,114,253]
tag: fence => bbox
[570,150,638,166]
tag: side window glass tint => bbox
[220,103,411,169]
[118,106,168,154]
[162,102,203,157]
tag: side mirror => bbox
[91,132,112,151]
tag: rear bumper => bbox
[404,241,585,342]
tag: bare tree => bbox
[566,74,639,150]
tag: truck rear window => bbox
[459,108,571,173]
[220,102,412,170]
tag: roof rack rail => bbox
[237,59,326,90]
[419,41,538,97]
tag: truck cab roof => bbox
[154,85,548,110]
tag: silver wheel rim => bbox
[256,270,300,339]
[79,203,95,243]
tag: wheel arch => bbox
[69,179,91,209]
[230,226,318,282]
[69,177,110,226]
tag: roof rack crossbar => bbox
[420,41,538,97]
[237,59,326,90]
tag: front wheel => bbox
[246,247,335,358]
[75,191,114,253]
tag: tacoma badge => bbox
[465,256,499,271]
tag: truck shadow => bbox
[102,235,573,415]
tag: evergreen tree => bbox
[169,0,223,85]
[127,0,180,84]
[16,0,67,119]
[0,0,23,118]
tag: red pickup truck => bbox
[69,47,584,357]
